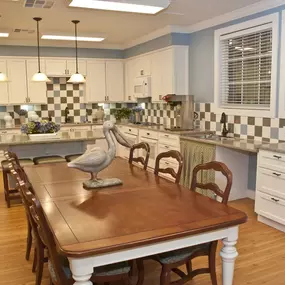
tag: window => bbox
[215,14,279,117]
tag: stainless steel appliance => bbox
[163,95,196,131]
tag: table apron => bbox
[68,225,239,275]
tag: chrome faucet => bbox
[220,112,229,137]
[64,107,70,123]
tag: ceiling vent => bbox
[24,0,55,8]
[14,28,35,34]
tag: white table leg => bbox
[220,236,238,285]
[68,257,93,285]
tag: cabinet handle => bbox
[129,129,132,132]
[165,162,169,165]
[164,134,169,137]
[128,96,131,100]
[273,155,282,159]
[271,197,280,202]
[165,146,169,149]
[272,172,281,177]
[147,133,150,135]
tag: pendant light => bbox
[32,17,50,82]
[68,20,86,84]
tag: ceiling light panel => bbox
[42,35,105,42]
[0,33,9,37]
[24,0,55,8]
[69,0,170,14]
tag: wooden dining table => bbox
[24,158,247,285]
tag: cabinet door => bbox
[86,61,106,103]
[66,60,87,76]
[160,48,174,95]
[106,61,124,102]
[26,59,47,104]
[125,59,136,102]
[0,60,9,104]
[151,52,163,102]
[7,59,28,104]
[135,55,151,77]
[45,59,67,76]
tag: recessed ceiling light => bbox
[0,33,9,37]
[41,35,105,42]
[69,0,170,14]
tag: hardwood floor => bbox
[0,174,284,284]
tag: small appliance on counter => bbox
[28,111,39,122]
[93,107,105,123]
[162,95,197,131]
[3,113,13,128]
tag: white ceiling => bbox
[0,0,265,49]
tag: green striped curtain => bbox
[180,139,216,198]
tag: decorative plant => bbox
[19,109,28,117]
[21,120,60,134]
[114,108,132,121]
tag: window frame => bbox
[214,13,279,118]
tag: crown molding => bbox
[123,25,189,49]
[187,0,285,33]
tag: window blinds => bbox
[220,25,273,109]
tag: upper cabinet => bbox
[134,55,151,77]
[66,60,87,76]
[125,58,136,102]
[45,59,67,76]
[106,61,124,102]
[0,60,9,105]
[26,59,47,104]
[86,61,106,103]
[7,59,28,105]
[151,46,189,102]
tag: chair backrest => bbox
[190,161,232,205]
[4,151,20,165]
[8,160,31,186]
[29,189,69,285]
[129,142,150,170]
[154,150,183,184]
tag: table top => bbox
[25,159,247,258]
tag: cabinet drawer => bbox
[159,132,180,147]
[255,191,285,226]
[0,129,21,135]
[259,150,285,172]
[257,167,285,200]
[139,129,158,140]
[119,126,139,135]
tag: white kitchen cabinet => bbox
[7,59,28,105]
[124,59,136,102]
[0,60,9,104]
[66,60,87,76]
[26,59,47,104]
[106,61,124,102]
[86,61,106,103]
[45,59,67,76]
[151,46,189,102]
[134,55,151,77]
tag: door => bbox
[0,60,9,104]
[26,59,47,104]
[139,137,158,168]
[125,59,136,102]
[66,60,87,76]
[106,61,124,102]
[45,59,67,76]
[7,59,28,104]
[86,61,106,102]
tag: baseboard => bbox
[258,215,285,233]
[246,189,256,200]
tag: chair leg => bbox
[209,242,218,285]
[129,260,136,277]
[26,221,32,261]
[136,259,145,285]
[160,265,171,285]
[32,247,37,273]
[3,171,10,208]
[186,260,192,276]
[35,241,45,285]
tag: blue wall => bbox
[189,4,285,103]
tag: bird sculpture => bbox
[68,121,132,189]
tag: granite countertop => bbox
[0,130,105,146]
[258,142,285,154]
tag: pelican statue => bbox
[68,121,132,189]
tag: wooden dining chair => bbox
[154,150,183,183]
[9,164,47,285]
[129,142,150,170]
[29,191,133,285]
[150,161,233,285]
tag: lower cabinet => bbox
[255,150,285,232]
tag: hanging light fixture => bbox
[68,20,86,84]
[0,72,8,82]
[32,17,50,82]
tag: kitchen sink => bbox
[185,133,241,141]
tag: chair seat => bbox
[48,257,130,283]
[156,243,210,264]
[33,156,66,165]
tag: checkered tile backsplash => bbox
[143,103,177,125]
[195,103,285,143]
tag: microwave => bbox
[134,76,151,98]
